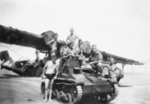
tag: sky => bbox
[0,0,150,64]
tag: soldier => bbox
[42,53,58,102]
[66,28,79,49]
[78,41,92,68]
[51,33,58,57]
[108,58,123,83]
[58,45,73,72]
[32,50,40,76]
[73,39,83,55]
[89,45,103,75]
[42,31,58,58]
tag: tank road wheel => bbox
[70,85,77,101]
[55,90,60,101]
[59,91,66,102]
[110,84,119,100]
[100,95,107,103]
[52,90,57,99]
[66,93,72,104]
[98,84,119,103]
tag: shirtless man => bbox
[66,28,79,49]
[59,45,73,72]
[108,58,124,83]
[42,53,58,102]
[73,39,83,55]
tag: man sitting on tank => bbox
[107,57,123,82]
[76,41,93,70]
[72,39,83,55]
[66,28,79,50]
[42,31,58,59]
[88,45,103,75]
[58,45,74,73]
[41,53,59,102]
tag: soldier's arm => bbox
[75,34,79,40]
[115,65,123,73]
[98,51,103,60]
[42,62,48,76]
[66,35,69,42]
[55,64,59,78]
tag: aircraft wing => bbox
[101,50,143,65]
[0,24,143,65]
[0,24,48,51]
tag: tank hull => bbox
[52,76,118,104]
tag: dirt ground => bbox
[0,67,150,104]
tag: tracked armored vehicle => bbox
[52,56,119,104]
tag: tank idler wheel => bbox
[99,95,108,103]
[63,93,69,102]
[98,84,119,103]
[66,93,73,104]
[97,94,112,103]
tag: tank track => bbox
[52,81,83,104]
[97,83,119,103]
[110,84,119,101]
[74,85,83,104]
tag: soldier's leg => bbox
[43,78,50,102]
[96,62,103,75]
[48,74,55,101]
[41,78,45,95]
[48,79,54,101]
[96,65,102,73]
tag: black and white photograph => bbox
[0,0,150,104]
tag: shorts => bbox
[45,73,55,80]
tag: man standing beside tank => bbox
[66,28,79,50]
[41,53,58,102]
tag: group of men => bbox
[41,28,118,102]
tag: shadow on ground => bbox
[0,73,22,78]
[118,84,132,87]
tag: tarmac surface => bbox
[0,67,150,104]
